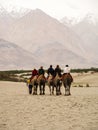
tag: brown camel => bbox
[31,75,38,95]
[53,73,62,95]
[62,73,73,96]
[37,74,46,95]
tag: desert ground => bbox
[0,73,98,130]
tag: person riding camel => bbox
[63,65,73,82]
[38,66,45,75]
[63,65,70,74]
[38,66,46,80]
[47,65,54,79]
[32,68,38,77]
[54,65,62,77]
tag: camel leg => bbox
[58,85,60,95]
[57,86,59,95]
[29,85,32,94]
[59,86,61,95]
[56,86,57,95]
[33,86,35,95]
[39,85,42,95]
[52,86,54,95]
[57,85,60,95]
[58,86,61,95]
[43,85,45,95]
[49,86,51,95]
[35,85,38,95]
[69,85,71,95]
[64,83,67,96]
[64,83,69,96]
[34,85,37,95]
[65,86,70,96]
[56,86,59,95]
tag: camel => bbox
[31,75,38,95]
[37,74,46,95]
[47,74,54,95]
[62,73,73,96]
[53,73,62,95]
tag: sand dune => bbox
[0,81,98,130]
[72,72,98,87]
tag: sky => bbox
[0,0,98,20]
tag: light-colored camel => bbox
[37,74,46,95]
[31,76,38,95]
[47,74,54,95]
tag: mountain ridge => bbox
[0,7,97,69]
[0,39,43,70]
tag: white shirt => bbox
[63,67,70,73]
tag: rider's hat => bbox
[65,65,69,67]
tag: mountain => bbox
[0,9,89,65]
[0,7,97,69]
[0,39,42,70]
[61,16,82,26]
[72,14,98,57]
[0,5,15,38]
[0,5,31,18]
[61,14,98,67]
[34,42,89,68]
[8,7,31,18]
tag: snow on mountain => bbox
[0,5,6,12]
[0,5,10,18]
[8,6,31,18]
[1,8,87,59]
[82,13,98,25]
[0,6,97,69]
[61,13,98,67]
[61,13,98,26]
[0,4,31,18]
[61,16,82,26]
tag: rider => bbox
[38,66,46,80]
[47,65,54,79]
[47,65,54,76]
[63,65,70,74]
[32,68,38,77]
[63,65,73,82]
[38,66,45,76]
[54,65,62,77]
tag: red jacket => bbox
[32,69,38,76]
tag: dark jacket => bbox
[47,67,54,76]
[54,67,62,77]
[38,68,45,75]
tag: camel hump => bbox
[37,74,46,81]
[38,74,44,79]
[62,73,73,82]
[55,73,59,78]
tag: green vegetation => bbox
[71,67,98,73]
[0,70,31,75]
[0,70,32,82]
[0,67,98,82]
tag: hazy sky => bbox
[0,0,98,19]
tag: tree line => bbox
[0,67,98,82]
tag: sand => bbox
[72,72,98,87]
[0,81,98,130]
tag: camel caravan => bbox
[27,65,73,96]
